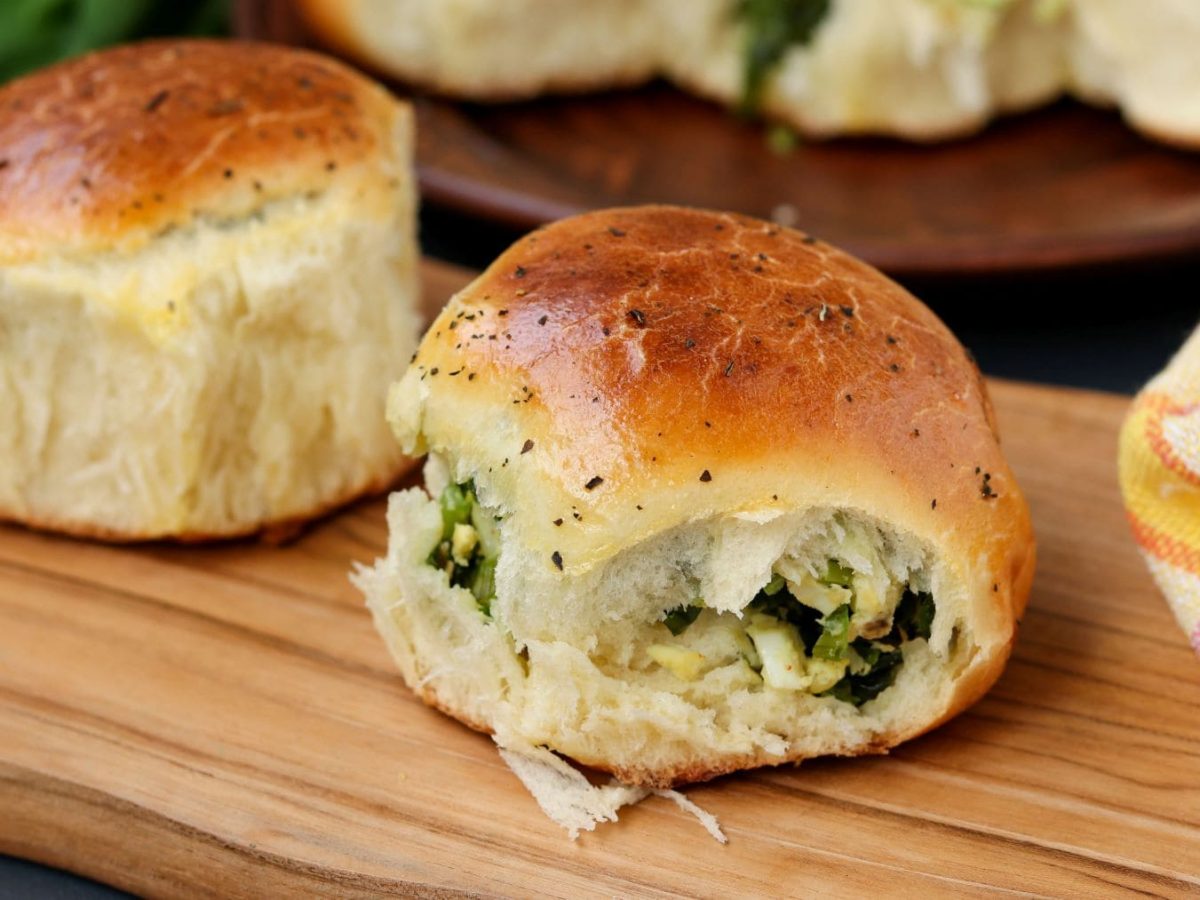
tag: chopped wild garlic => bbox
[427,479,500,616]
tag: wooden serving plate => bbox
[1,260,1198,896]
[235,0,1200,278]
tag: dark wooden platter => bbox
[236,0,1200,278]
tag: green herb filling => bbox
[427,480,500,615]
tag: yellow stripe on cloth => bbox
[1119,326,1200,657]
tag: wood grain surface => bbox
[2,261,1199,897]
[235,0,1200,279]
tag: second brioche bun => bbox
[0,40,420,540]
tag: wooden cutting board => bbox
[2,261,1198,897]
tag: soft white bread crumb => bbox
[358,477,973,789]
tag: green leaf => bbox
[438,481,474,542]
[663,603,703,636]
[822,639,903,706]
[894,589,935,642]
[468,555,498,616]
[819,558,854,587]
[736,0,831,114]
[0,0,231,84]
[812,603,851,660]
[766,124,798,155]
[762,572,786,596]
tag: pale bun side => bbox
[1068,0,1200,151]
[297,0,661,100]
[362,206,1035,788]
[0,40,421,540]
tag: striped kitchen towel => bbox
[1119,325,1200,657]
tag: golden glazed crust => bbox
[0,39,403,264]
[408,206,1031,591]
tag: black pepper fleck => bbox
[724,361,734,376]
[551,551,563,570]
[845,393,853,402]
[209,98,243,116]
[223,168,233,179]
[629,309,646,326]
[553,518,563,526]
[980,472,997,500]
[931,499,937,509]
[699,470,712,483]
[890,363,901,373]
[802,235,817,245]
[886,335,898,345]
[684,338,696,349]
[608,226,626,237]
[144,89,169,112]
[584,476,604,490]
[515,266,526,278]
[521,439,534,454]
[538,315,548,326]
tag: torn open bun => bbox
[358,205,1035,789]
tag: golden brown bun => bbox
[0,40,421,541]
[362,206,1035,795]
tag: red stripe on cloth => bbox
[1128,511,1200,577]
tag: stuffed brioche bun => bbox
[358,205,1035,791]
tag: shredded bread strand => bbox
[653,788,728,845]
[498,744,725,843]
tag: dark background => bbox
[1,0,1196,895]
